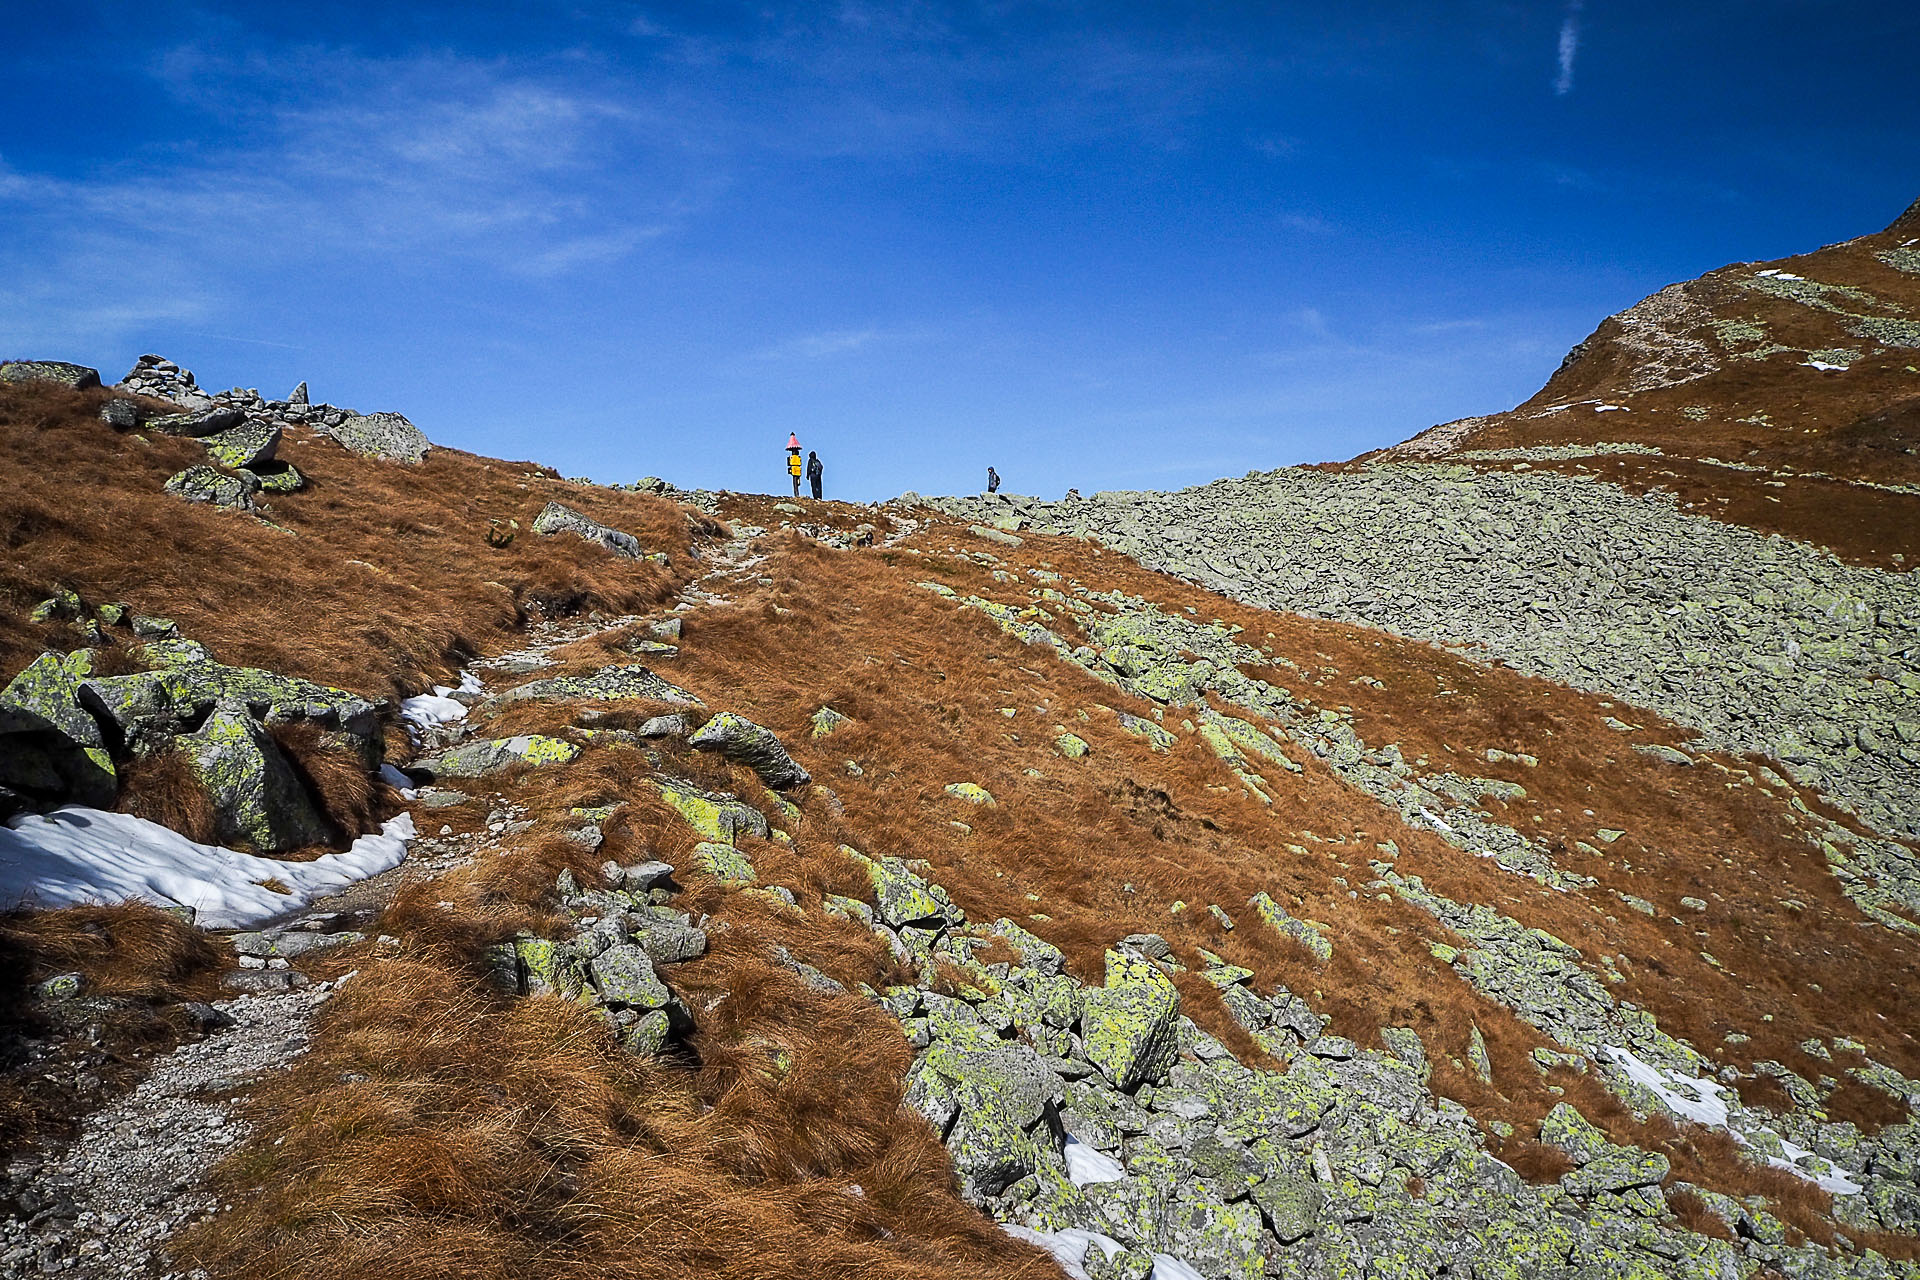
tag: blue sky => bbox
[2,2,1915,499]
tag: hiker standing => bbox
[807,450,823,500]
[786,433,803,498]
[986,465,1000,494]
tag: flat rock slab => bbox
[148,406,245,437]
[165,465,260,510]
[1,360,100,389]
[413,735,580,778]
[531,501,643,559]
[486,664,701,714]
[330,411,430,463]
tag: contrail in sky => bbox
[1555,0,1584,95]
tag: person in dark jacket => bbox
[986,465,1000,494]
[807,450,823,500]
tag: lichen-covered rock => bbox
[910,1002,1061,1202]
[588,943,672,1011]
[653,779,770,844]
[1,360,100,389]
[531,501,641,558]
[809,706,853,738]
[1248,891,1332,963]
[486,664,701,713]
[413,735,579,778]
[990,917,1067,976]
[165,465,261,510]
[630,910,708,963]
[1082,949,1181,1090]
[330,411,430,463]
[1055,732,1090,759]
[689,711,810,789]
[945,781,995,805]
[248,460,306,493]
[182,703,333,852]
[98,398,141,429]
[691,841,756,883]
[0,651,116,811]
[845,847,963,928]
[1117,713,1175,752]
[147,406,245,437]
[81,661,381,766]
[968,523,1024,547]
[201,419,281,469]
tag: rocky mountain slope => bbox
[1,205,1918,1280]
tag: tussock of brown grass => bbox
[0,901,220,1004]
[1665,1186,1735,1240]
[113,746,217,845]
[1502,1142,1575,1183]
[270,721,383,839]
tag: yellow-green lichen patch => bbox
[1248,891,1333,963]
[1081,949,1181,1090]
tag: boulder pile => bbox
[106,355,434,508]
[0,595,382,851]
[934,462,1920,845]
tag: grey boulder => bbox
[181,703,334,852]
[147,406,245,437]
[165,465,261,510]
[0,361,100,390]
[330,411,430,463]
[531,502,643,559]
[98,399,142,429]
[202,419,281,469]
[0,652,117,813]
[688,711,811,789]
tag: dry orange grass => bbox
[0,382,699,699]
[645,516,1917,1253]
[179,770,1061,1280]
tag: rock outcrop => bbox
[531,501,644,559]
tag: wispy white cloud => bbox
[1554,0,1584,96]
[755,328,887,360]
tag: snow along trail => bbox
[0,810,415,928]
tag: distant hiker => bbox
[786,433,803,498]
[807,450,823,500]
[987,465,1000,494]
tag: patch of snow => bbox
[1602,1045,1862,1195]
[1754,268,1803,280]
[1152,1255,1208,1280]
[401,693,468,736]
[1594,404,1629,412]
[1599,1044,1730,1127]
[1064,1136,1126,1187]
[0,808,414,929]
[1001,1225,1124,1279]
[1418,807,1454,836]
[1773,1138,1864,1195]
[1804,360,1849,372]
[378,763,417,798]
